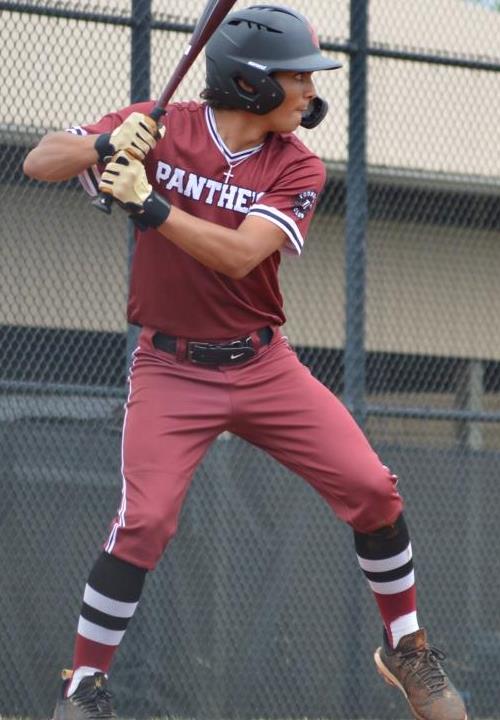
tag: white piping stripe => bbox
[105,525,116,554]
[248,204,303,255]
[205,106,263,163]
[368,571,415,595]
[357,544,413,573]
[83,585,139,618]
[77,617,125,646]
[206,105,261,159]
[105,346,140,554]
[249,210,302,255]
[249,204,304,245]
[80,168,100,197]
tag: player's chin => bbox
[275,114,302,133]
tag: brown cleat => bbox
[52,669,117,720]
[374,628,467,720]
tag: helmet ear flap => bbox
[301,96,329,129]
[229,70,285,114]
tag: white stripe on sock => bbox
[84,584,139,618]
[77,617,126,646]
[66,667,104,697]
[357,543,412,572]
[390,611,420,647]
[368,570,415,595]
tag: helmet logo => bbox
[307,22,320,49]
[247,60,268,70]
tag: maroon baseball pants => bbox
[105,327,403,569]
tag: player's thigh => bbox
[121,349,229,527]
[235,347,401,529]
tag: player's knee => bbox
[125,504,180,567]
[349,467,403,533]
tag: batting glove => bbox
[99,150,171,229]
[94,112,166,163]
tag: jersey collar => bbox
[205,105,265,166]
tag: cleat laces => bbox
[72,675,115,720]
[399,645,448,695]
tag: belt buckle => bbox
[187,337,256,365]
[187,341,213,365]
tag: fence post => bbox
[343,1,369,715]
[344,0,368,429]
[126,0,152,374]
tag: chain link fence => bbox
[1,0,499,718]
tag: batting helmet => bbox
[204,4,342,127]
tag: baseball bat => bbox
[93,0,238,214]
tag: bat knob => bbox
[93,192,113,214]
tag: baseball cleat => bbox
[374,628,467,720]
[52,669,116,720]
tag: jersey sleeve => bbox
[246,154,326,256]
[65,101,156,197]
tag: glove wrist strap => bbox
[133,191,171,230]
[94,133,114,163]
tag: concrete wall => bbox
[2,182,499,360]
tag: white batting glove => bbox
[99,150,171,229]
[95,112,166,163]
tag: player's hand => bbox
[94,112,165,163]
[99,150,171,229]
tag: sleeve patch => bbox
[292,190,317,220]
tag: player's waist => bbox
[149,326,274,366]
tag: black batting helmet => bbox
[204,4,342,127]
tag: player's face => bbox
[266,71,317,133]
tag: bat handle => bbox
[92,192,113,214]
[149,105,166,123]
[149,106,167,145]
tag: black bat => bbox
[94,0,238,214]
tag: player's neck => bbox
[213,109,270,153]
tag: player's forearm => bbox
[23,132,99,182]
[96,152,280,276]
[159,206,256,278]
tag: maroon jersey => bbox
[71,101,326,339]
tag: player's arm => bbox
[23,132,100,182]
[98,151,297,278]
[23,111,162,183]
[159,208,286,278]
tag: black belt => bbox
[152,326,273,366]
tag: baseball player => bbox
[23,6,466,720]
